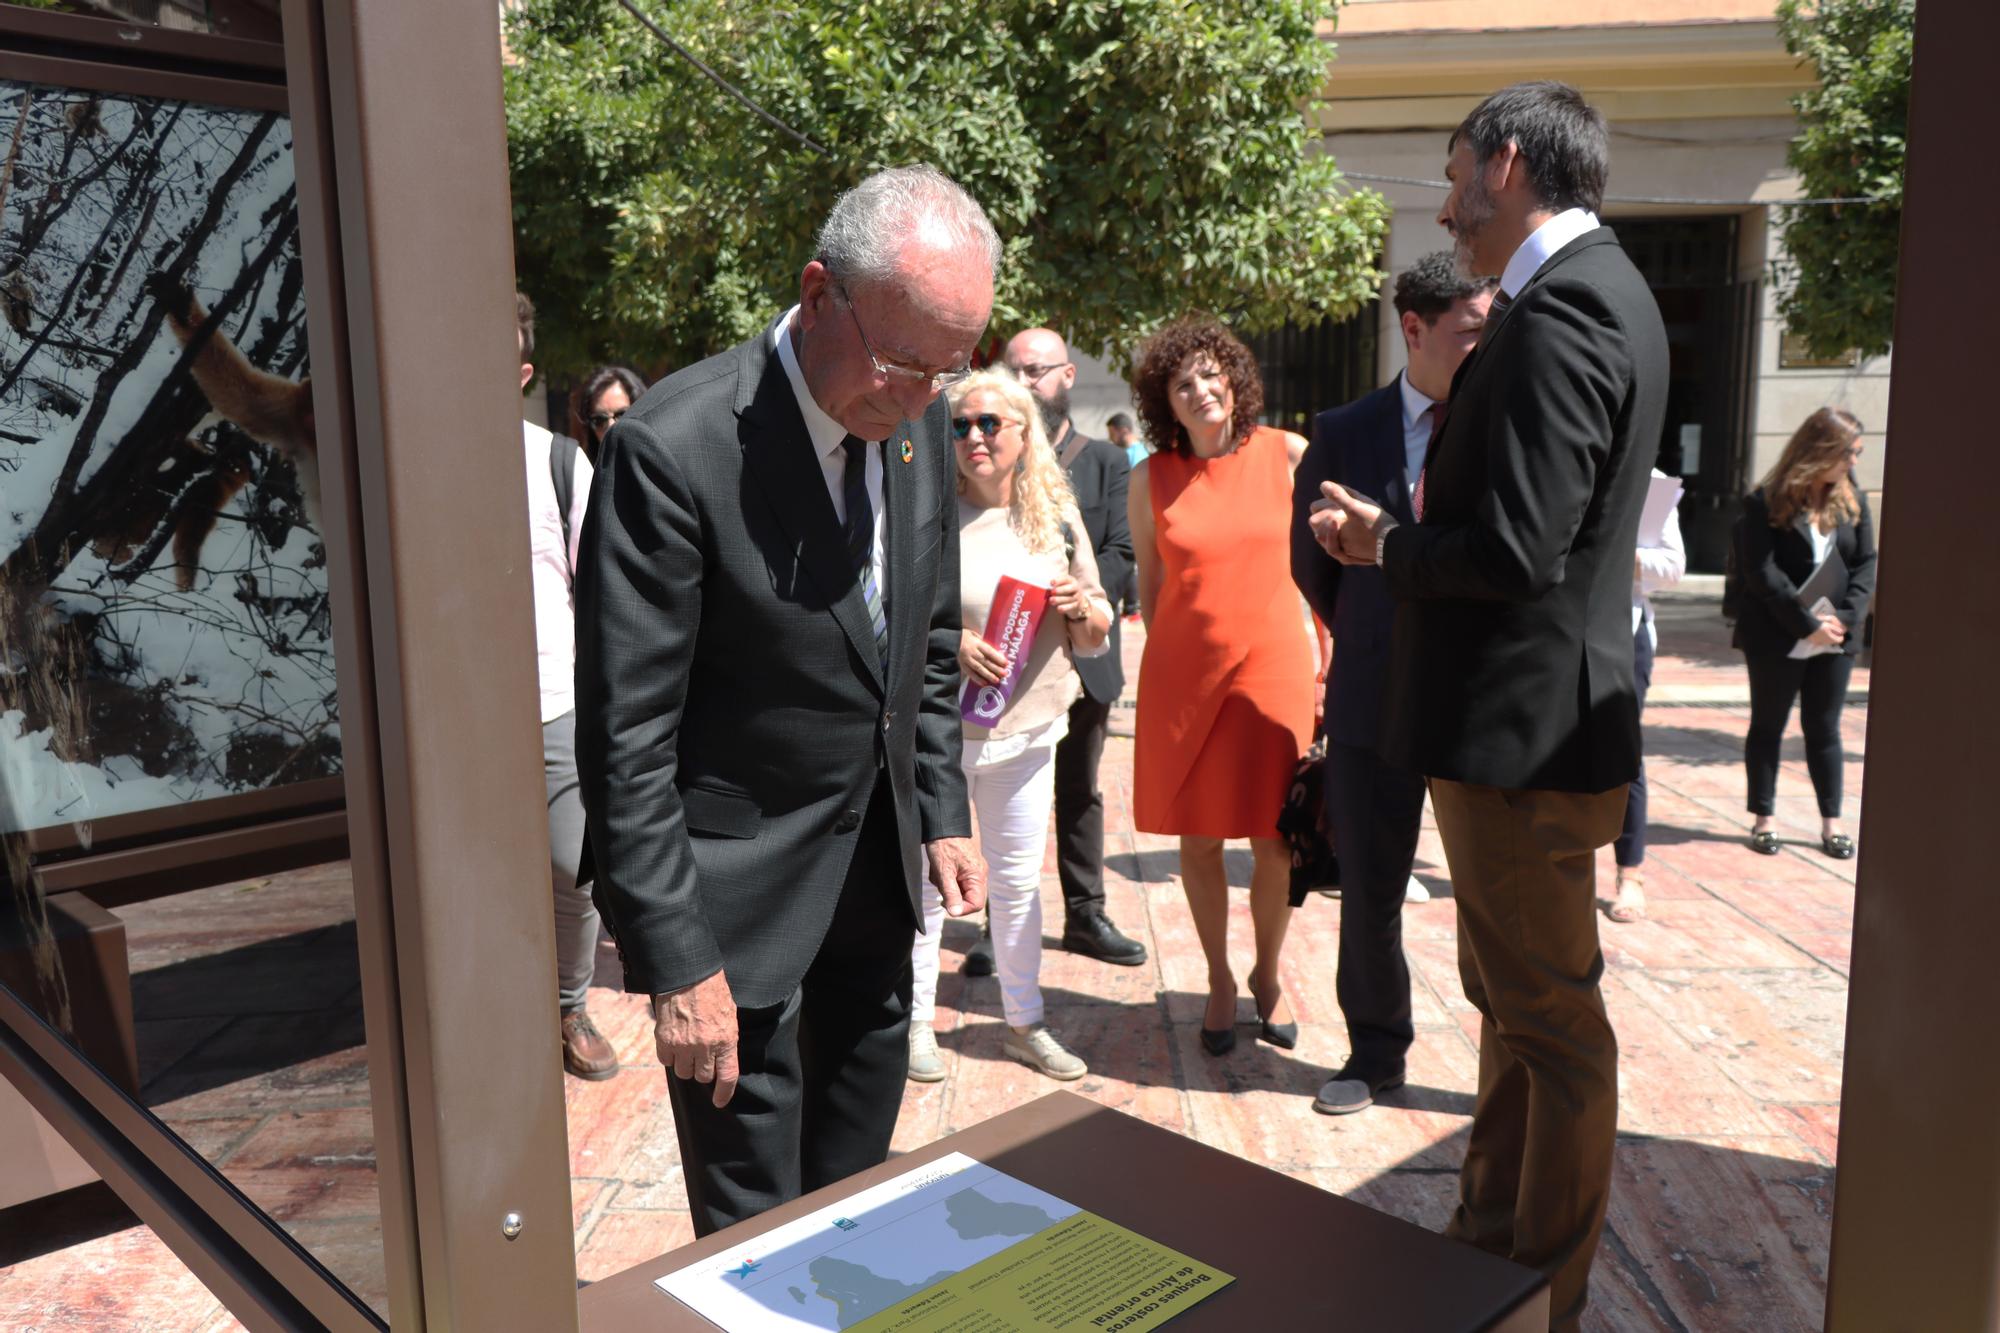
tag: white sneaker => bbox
[1404,875,1431,904]
[907,1020,946,1083]
[1002,1024,1087,1081]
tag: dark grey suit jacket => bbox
[1380,227,1669,793]
[1291,379,1414,751]
[1058,430,1133,703]
[573,329,970,1008]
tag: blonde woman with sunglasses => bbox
[907,370,1113,1084]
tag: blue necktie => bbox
[841,437,888,668]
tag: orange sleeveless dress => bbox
[1134,426,1316,839]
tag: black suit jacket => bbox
[1730,485,1876,658]
[1058,430,1133,703]
[1291,379,1415,751]
[1380,227,1669,793]
[573,329,970,1008]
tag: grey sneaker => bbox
[907,1020,947,1083]
[1002,1024,1087,1081]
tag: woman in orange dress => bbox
[1128,317,1322,1057]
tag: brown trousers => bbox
[1428,778,1629,1333]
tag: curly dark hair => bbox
[1129,317,1264,458]
[568,363,649,455]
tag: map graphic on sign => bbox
[659,1155,1078,1330]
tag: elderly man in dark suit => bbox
[989,327,1146,968]
[1290,252,1494,1119]
[1314,83,1669,1331]
[575,165,991,1236]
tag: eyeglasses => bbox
[1012,361,1070,384]
[588,409,625,430]
[951,413,1019,440]
[834,282,973,394]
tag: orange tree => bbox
[503,0,1386,378]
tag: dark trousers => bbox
[1324,741,1425,1079]
[1053,691,1113,921]
[1613,619,1656,869]
[665,781,914,1237]
[1430,778,1628,1333]
[1742,647,1856,819]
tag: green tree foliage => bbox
[1773,0,1915,361]
[503,0,1386,379]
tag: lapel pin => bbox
[899,439,914,464]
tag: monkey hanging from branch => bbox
[101,274,320,591]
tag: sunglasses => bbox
[951,413,1018,440]
[588,409,625,430]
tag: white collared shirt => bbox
[522,420,593,724]
[1396,370,1439,489]
[772,307,887,619]
[1497,207,1601,300]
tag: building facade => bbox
[1317,0,1891,569]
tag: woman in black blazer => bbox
[1731,408,1877,859]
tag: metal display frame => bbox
[1,3,581,1329]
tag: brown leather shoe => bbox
[560,1008,619,1081]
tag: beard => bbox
[1035,383,1071,439]
[1450,174,1499,280]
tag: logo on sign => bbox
[972,686,1006,721]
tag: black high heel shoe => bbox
[1199,1024,1237,1056]
[1250,977,1298,1049]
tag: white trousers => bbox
[911,736,1058,1029]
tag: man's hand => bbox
[1312,480,1389,566]
[653,971,739,1108]
[926,837,987,917]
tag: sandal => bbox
[1822,833,1856,860]
[1749,830,1781,856]
[1606,872,1647,924]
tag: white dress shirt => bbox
[1397,370,1439,490]
[1498,207,1602,300]
[772,307,887,621]
[523,420,593,723]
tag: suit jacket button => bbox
[835,810,861,834]
[882,711,893,731]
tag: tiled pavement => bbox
[0,597,1866,1330]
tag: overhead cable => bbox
[614,0,834,160]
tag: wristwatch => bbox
[1374,514,1400,566]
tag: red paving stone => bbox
[2,598,1861,1330]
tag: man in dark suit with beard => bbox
[575,165,992,1236]
[1313,83,1669,1330]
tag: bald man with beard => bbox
[991,328,1146,969]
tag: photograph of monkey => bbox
[1,80,340,834]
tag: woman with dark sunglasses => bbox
[568,364,648,461]
[905,370,1113,1086]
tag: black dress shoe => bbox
[960,926,995,977]
[1822,833,1856,860]
[1199,1025,1237,1056]
[1061,909,1147,966]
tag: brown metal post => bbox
[1825,6,2000,1330]
[303,0,581,1327]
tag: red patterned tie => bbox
[1412,401,1445,522]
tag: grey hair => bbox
[815,164,1002,292]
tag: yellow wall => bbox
[1333,0,1781,36]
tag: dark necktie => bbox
[1476,287,1513,350]
[1412,401,1445,523]
[841,437,888,668]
